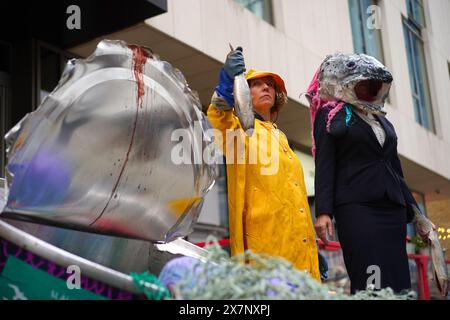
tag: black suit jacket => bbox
[314,106,418,222]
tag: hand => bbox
[224,47,246,78]
[315,213,334,245]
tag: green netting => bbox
[130,272,171,300]
[171,236,416,300]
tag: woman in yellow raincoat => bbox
[207,47,320,280]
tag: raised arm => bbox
[207,47,246,152]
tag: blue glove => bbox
[215,68,234,107]
[223,47,246,78]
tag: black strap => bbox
[253,112,265,122]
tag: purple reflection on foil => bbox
[7,149,72,208]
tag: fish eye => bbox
[346,61,356,69]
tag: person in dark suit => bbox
[313,103,419,294]
[307,53,437,294]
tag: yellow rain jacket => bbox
[207,100,320,281]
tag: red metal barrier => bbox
[195,238,230,248]
[407,253,430,300]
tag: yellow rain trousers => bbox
[207,104,320,281]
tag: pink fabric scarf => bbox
[306,66,345,158]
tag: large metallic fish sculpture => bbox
[2,39,217,243]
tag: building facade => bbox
[67,0,450,258]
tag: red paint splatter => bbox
[90,45,149,228]
[128,45,149,108]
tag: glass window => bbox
[0,80,8,178]
[0,42,11,178]
[235,0,273,24]
[293,147,339,242]
[190,159,229,244]
[403,17,435,131]
[38,43,77,106]
[217,161,229,230]
[293,149,315,197]
[39,47,61,103]
[348,0,384,62]
[406,0,425,29]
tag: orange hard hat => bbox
[245,68,287,96]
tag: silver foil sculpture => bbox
[2,40,217,243]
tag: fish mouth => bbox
[354,79,383,102]
[346,77,392,115]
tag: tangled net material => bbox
[170,237,416,300]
